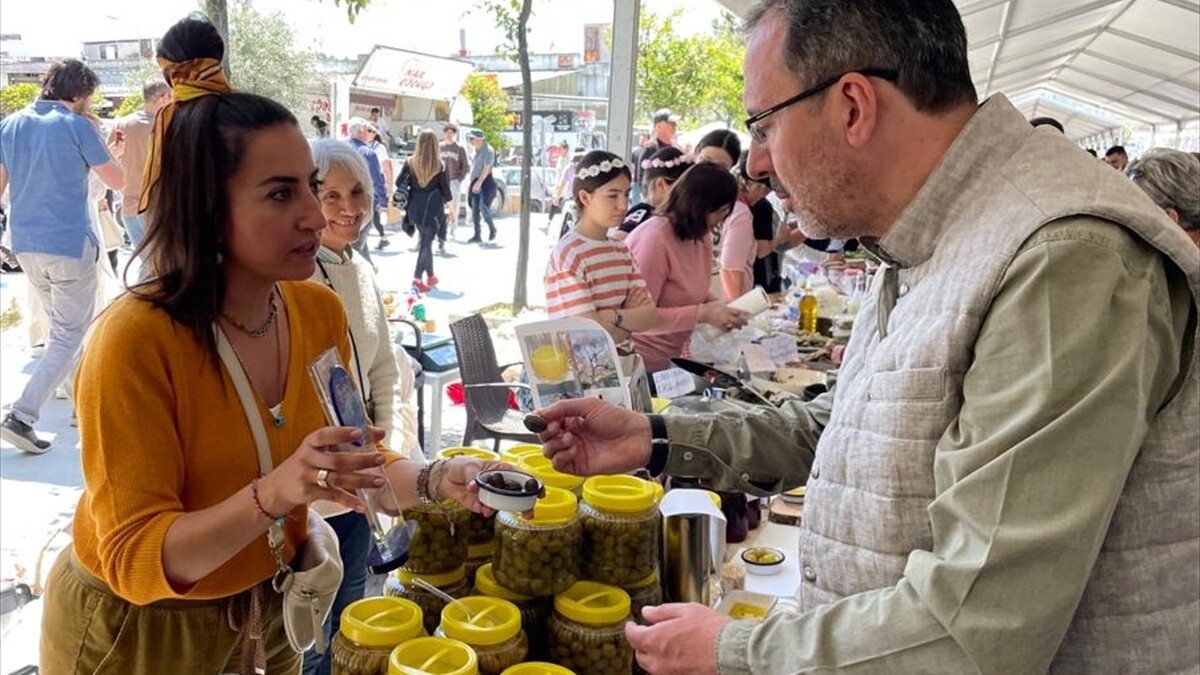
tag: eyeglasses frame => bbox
[744,68,900,145]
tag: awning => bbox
[491,70,579,90]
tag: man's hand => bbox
[536,399,653,476]
[626,604,731,675]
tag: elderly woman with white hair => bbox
[1128,148,1200,248]
[303,138,420,675]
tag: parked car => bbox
[496,166,556,213]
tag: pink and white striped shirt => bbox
[544,231,647,319]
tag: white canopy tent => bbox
[684,0,1200,145]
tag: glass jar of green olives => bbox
[388,636,478,675]
[434,596,528,675]
[547,581,634,675]
[384,565,472,635]
[621,568,662,625]
[473,562,551,661]
[579,475,660,586]
[436,447,500,549]
[402,500,470,574]
[331,597,425,675]
[492,486,582,597]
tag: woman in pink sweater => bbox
[625,162,750,372]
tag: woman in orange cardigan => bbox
[39,15,502,675]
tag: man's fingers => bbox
[536,398,600,423]
[625,620,653,650]
[641,603,690,624]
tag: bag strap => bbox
[214,325,290,573]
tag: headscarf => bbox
[137,57,231,213]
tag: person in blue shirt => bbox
[466,129,497,243]
[0,58,124,455]
[347,117,389,261]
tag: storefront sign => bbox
[354,47,475,100]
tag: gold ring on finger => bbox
[316,468,331,490]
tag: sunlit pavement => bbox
[0,210,556,671]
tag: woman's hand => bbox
[257,425,388,516]
[435,457,539,517]
[697,301,750,332]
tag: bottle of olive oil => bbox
[799,278,819,333]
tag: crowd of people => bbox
[0,0,1198,673]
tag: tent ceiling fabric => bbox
[714,0,1200,139]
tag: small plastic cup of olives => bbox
[476,469,543,512]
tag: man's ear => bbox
[837,74,880,150]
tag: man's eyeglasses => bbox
[744,68,900,145]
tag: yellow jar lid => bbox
[473,563,531,602]
[340,597,424,649]
[520,485,577,524]
[439,596,522,646]
[650,480,664,505]
[519,455,585,491]
[582,475,657,513]
[624,568,659,590]
[554,581,631,626]
[396,565,467,588]
[500,444,543,465]
[389,637,478,675]
[501,663,576,675]
[468,540,496,559]
[437,446,501,462]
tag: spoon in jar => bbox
[413,577,478,623]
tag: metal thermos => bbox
[662,507,716,605]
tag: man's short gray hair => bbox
[1128,148,1200,231]
[346,117,376,139]
[745,0,977,113]
[143,79,170,101]
[311,138,375,234]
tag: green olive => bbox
[491,512,582,597]
[547,612,633,675]
[580,506,659,586]
[402,504,470,574]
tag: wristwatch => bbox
[646,414,670,477]
[612,310,625,328]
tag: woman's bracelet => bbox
[251,477,294,524]
[417,460,444,504]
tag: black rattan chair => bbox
[449,314,539,451]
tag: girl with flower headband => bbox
[40,14,504,674]
[544,150,657,341]
[615,146,693,241]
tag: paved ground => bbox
[0,210,558,671]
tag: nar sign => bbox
[354,47,475,101]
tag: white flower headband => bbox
[577,158,627,179]
[641,154,694,171]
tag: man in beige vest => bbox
[109,79,171,254]
[533,1,1200,674]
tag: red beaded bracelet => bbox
[251,477,294,524]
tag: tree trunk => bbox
[512,0,534,313]
[205,0,232,80]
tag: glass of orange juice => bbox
[530,338,569,382]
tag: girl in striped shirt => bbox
[544,150,657,342]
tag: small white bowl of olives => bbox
[741,547,786,576]
[476,469,543,512]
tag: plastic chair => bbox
[448,314,539,452]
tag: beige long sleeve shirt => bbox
[660,217,1193,673]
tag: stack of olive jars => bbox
[331,597,425,675]
[548,581,635,675]
[436,446,502,585]
[434,596,529,675]
[385,496,472,634]
[385,566,472,636]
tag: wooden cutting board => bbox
[768,495,803,527]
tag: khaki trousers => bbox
[39,547,302,675]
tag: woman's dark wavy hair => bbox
[128,14,297,361]
[661,162,738,242]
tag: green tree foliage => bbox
[114,93,144,119]
[226,0,317,111]
[636,10,745,127]
[461,73,511,151]
[1,84,39,115]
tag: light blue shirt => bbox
[0,100,110,258]
[470,142,494,182]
